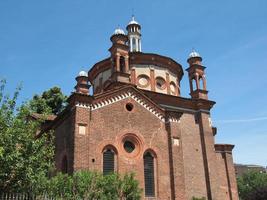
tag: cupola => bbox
[126,16,142,52]
[75,70,90,94]
[110,27,128,45]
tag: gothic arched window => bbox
[103,149,115,175]
[144,152,155,197]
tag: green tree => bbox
[237,170,267,200]
[35,171,142,200]
[30,86,67,115]
[0,80,141,198]
[0,80,54,192]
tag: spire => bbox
[126,15,142,52]
[128,15,139,25]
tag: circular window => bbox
[155,77,166,90]
[124,141,135,153]
[120,133,143,158]
[137,74,150,88]
[126,103,134,111]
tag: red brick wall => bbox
[225,152,239,199]
[215,152,229,199]
[167,120,186,199]
[180,113,208,199]
[75,98,174,199]
[73,106,91,170]
[54,111,75,173]
[54,96,238,200]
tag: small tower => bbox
[126,16,142,52]
[75,71,90,94]
[109,27,130,83]
[186,50,208,100]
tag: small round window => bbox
[126,103,134,111]
[155,77,166,90]
[124,141,135,153]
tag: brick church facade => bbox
[47,17,239,200]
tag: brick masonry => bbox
[52,86,239,200]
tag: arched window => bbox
[120,56,125,72]
[103,149,115,175]
[144,152,155,197]
[61,155,68,174]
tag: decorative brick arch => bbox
[118,132,144,159]
[99,143,118,173]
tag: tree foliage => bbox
[0,80,54,192]
[35,171,142,200]
[30,86,67,115]
[0,80,142,199]
[237,170,267,200]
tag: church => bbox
[47,16,239,200]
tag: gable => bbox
[75,86,180,123]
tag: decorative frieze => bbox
[75,91,181,123]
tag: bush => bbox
[35,171,142,200]
[237,171,267,200]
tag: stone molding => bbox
[75,91,180,123]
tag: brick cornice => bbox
[88,58,111,82]
[143,89,216,112]
[215,144,235,153]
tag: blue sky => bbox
[0,0,267,166]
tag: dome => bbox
[189,50,201,58]
[114,27,126,35]
[78,71,87,77]
[128,16,139,25]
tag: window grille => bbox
[103,149,115,175]
[144,152,155,196]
